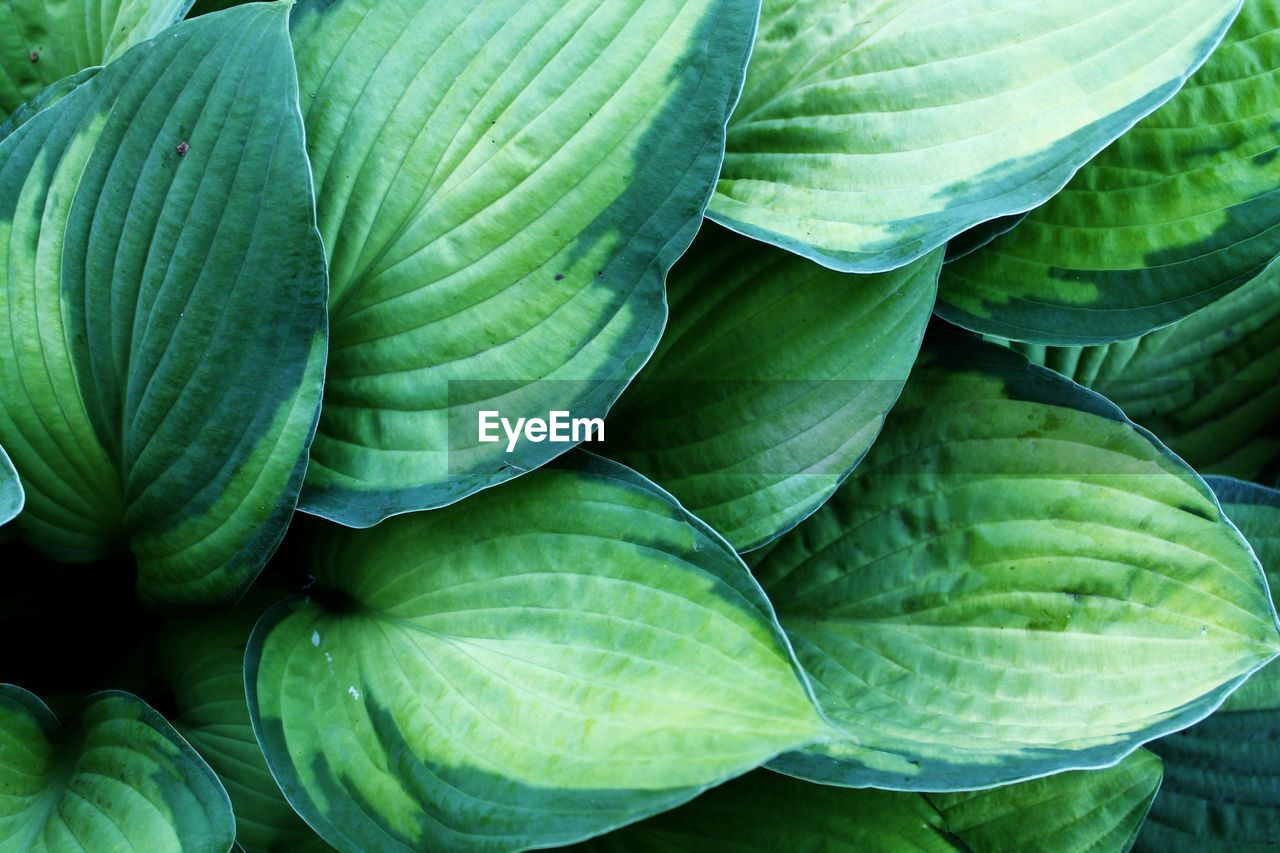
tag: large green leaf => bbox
[707,0,1242,273]
[927,750,1164,853]
[941,0,1280,344]
[996,258,1280,483]
[575,750,1163,852]
[0,686,234,851]
[247,455,829,851]
[751,335,1280,790]
[0,444,21,526]
[0,0,193,118]
[1137,477,1280,850]
[605,224,941,552]
[154,595,321,852]
[0,3,328,606]
[289,0,758,526]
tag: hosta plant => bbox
[0,0,1277,851]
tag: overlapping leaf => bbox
[997,258,1280,482]
[1137,477,1280,850]
[606,224,941,552]
[708,0,1242,272]
[154,595,321,852]
[941,0,1280,344]
[575,750,1162,852]
[0,686,233,851]
[0,4,328,606]
[290,0,758,526]
[248,455,829,851]
[751,335,1280,789]
[0,0,192,118]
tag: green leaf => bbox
[927,750,1164,853]
[0,0,193,118]
[0,444,21,526]
[605,223,941,552]
[570,770,961,852]
[574,750,1163,852]
[752,335,1280,789]
[289,0,758,526]
[1136,478,1280,850]
[995,258,1280,483]
[0,3,328,606]
[940,0,1280,344]
[154,595,322,852]
[247,455,829,852]
[708,0,1242,273]
[0,686,234,851]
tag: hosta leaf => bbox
[0,0,193,118]
[708,0,1242,273]
[927,750,1164,853]
[752,335,1280,789]
[997,258,1280,482]
[571,770,961,852]
[0,4,328,606]
[940,0,1280,344]
[606,224,941,552]
[1137,477,1280,850]
[575,750,1162,852]
[247,455,829,852]
[0,686,234,851]
[290,0,758,526]
[0,444,21,526]
[154,595,321,852]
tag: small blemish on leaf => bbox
[176,141,189,157]
[554,273,565,281]
[28,51,39,63]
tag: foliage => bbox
[0,0,1276,850]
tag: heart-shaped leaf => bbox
[289,0,758,526]
[1137,477,1280,850]
[0,3,328,606]
[0,686,234,851]
[994,258,1280,483]
[247,455,829,851]
[708,0,1241,273]
[606,224,941,552]
[154,595,321,852]
[0,0,192,118]
[940,0,1280,344]
[752,335,1280,789]
[574,750,1163,852]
